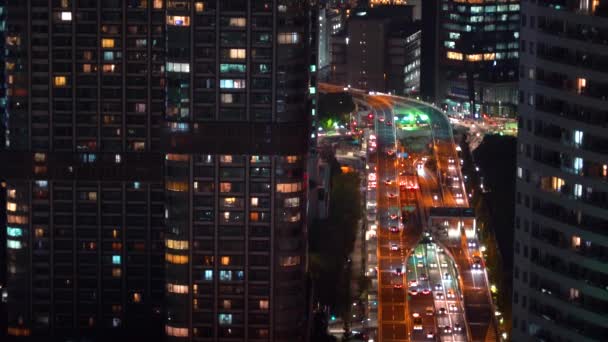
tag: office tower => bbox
[0,0,6,339]
[162,1,312,341]
[330,7,419,95]
[438,0,519,118]
[513,2,608,341]
[2,0,165,339]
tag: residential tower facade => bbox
[513,1,608,340]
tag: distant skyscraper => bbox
[438,0,519,118]
[2,0,165,339]
[513,2,608,341]
[162,1,312,341]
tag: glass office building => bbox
[439,0,520,117]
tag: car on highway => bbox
[386,120,393,126]
[443,272,451,280]
[378,116,385,122]
[434,283,443,291]
[417,261,424,268]
[413,315,423,330]
[435,292,445,300]
[394,267,403,276]
[415,251,423,258]
[389,212,399,220]
[449,304,458,312]
[438,307,446,315]
[429,262,437,268]
[384,178,393,185]
[472,256,483,269]
[419,273,428,281]
[387,192,397,199]
[421,288,431,295]
[425,331,435,339]
[448,157,455,164]
[442,326,452,334]
[425,306,434,316]
[467,240,477,248]
[393,283,403,289]
[447,289,456,299]
[408,288,419,296]
[390,243,399,251]
[453,323,463,332]
[409,280,418,287]
[389,226,399,233]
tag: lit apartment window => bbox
[153,0,163,8]
[219,314,232,325]
[166,62,191,73]
[7,215,27,224]
[166,180,189,192]
[286,155,299,163]
[165,325,188,337]
[112,255,121,265]
[167,283,189,294]
[220,63,246,73]
[60,12,72,21]
[167,15,190,26]
[112,268,122,277]
[447,51,463,60]
[6,202,17,212]
[276,182,302,193]
[284,197,300,208]
[551,177,565,192]
[278,32,300,44]
[7,227,22,237]
[229,17,246,27]
[221,93,234,104]
[572,235,581,249]
[166,239,189,250]
[195,2,205,12]
[131,293,142,303]
[166,253,189,264]
[229,48,246,59]
[259,300,269,310]
[220,79,246,89]
[166,153,189,161]
[576,78,586,94]
[7,240,22,249]
[573,157,583,174]
[54,76,67,87]
[103,64,116,73]
[573,130,583,146]
[102,38,115,48]
[222,300,232,309]
[574,184,583,199]
[220,182,232,192]
[466,54,482,62]
[221,256,230,265]
[251,197,259,207]
[136,103,146,113]
[219,270,232,281]
[82,64,92,73]
[204,270,213,280]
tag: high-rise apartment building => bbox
[2,0,166,339]
[513,1,608,341]
[438,0,520,118]
[162,1,312,341]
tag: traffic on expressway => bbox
[320,83,499,342]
